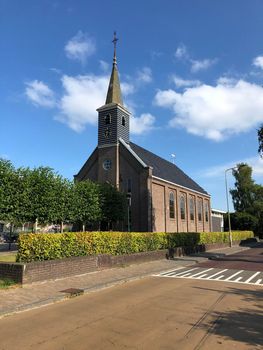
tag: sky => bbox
[1,0,263,211]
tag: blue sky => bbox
[1,0,263,210]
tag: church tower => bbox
[96,33,130,187]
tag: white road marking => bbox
[214,275,225,280]
[172,268,198,276]
[159,267,186,276]
[235,277,243,282]
[255,279,262,285]
[244,272,261,283]
[225,270,244,281]
[207,269,228,279]
[187,268,214,278]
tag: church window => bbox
[105,114,111,124]
[205,202,209,222]
[103,159,112,170]
[122,116,126,126]
[189,197,195,221]
[180,195,186,220]
[198,199,203,221]
[104,127,111,138]
[169,192,175,219]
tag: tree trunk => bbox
[61,221,64,233]
[34,218,38,233]
[82,223,85,232]
[22,223,25,232]
[8,223,13,251]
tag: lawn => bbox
[0,278,17,289]
[0,253,17,263]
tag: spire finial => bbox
[112,31,118,65]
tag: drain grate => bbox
[60,288,84,298]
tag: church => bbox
[75,35,211,233]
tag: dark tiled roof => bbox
[129,142,208,195]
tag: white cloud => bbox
[154,79,263,141]
[99,60,110,72]
[202,157,263,180]
[190,58,217,73]
[253,56,263,70]
[25,80,56,108]
[56,74,108,132]
[172,75,201,88]
[121,82,135,96]
[137,67,152,83]
[130,113,156,135]
[65,31,96,64]
[175,44,188,59]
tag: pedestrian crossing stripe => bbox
[153,267,263,286]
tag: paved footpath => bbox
[0,245,252,319]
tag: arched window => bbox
[205,202,209,222]
[105,114,111,125]
[189,197,195,221]
[198,199,203,221]
[180,195,186,220]
[169,192,175,219]
[122,116,126,126]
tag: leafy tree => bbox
[26,167,60,231]
[52,176,73,232]
[224,212,258,232]
[258,124,263,158]
[72,180,101,231]
[0,159,16,222]
[230,163,256,213]
[99,183,127,230]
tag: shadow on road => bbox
[192,286,263,347]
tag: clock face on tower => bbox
[103,159,112,170]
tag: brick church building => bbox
[75,36,211,233]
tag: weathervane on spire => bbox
[112,31,118,64]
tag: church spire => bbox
[105,32,123,106]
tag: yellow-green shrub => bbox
[16,230,254,262]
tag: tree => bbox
[230,163,256,213]
[72,180,101,232]
[0,159,16,222]
[99,183,127,230]
[258,124,263,158]
[51,176,73,232]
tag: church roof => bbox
[129,142,208,195]
[105,32,123,106]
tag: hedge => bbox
[16,230,254,263]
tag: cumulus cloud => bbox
[136,67,152,83]
[202,157,263,179]
[25,80,56,108]
[190,58,217,73]
[65,31,95,64]
[121,82,135,96]
[175,44,188,59]
[56,74,108,132]
[154,79,263,141]
[174,44,217,72]
[253,56,263,70]
[172,75,201,88]
[130,113,156,135]
[99,60,110,72]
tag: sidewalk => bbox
[0,245,250,319]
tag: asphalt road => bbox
[0,253,262,349]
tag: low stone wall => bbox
[0,241,241,284]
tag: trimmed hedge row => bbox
[16,230,254,262]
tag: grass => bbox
[0,253,17,263]
[0,278,16,289]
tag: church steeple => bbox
[97,33,130,147]
[105,32,123,106]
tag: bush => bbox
[16,230,254,262]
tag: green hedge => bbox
[16,230,254,262]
